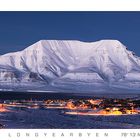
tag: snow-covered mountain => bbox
[1,39,140,93]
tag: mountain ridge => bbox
[0,39,140,92]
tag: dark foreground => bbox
[0,91,140,129]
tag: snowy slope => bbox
[0,39,140,92]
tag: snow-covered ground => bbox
[0,82,140,99]
[0,108,140,129]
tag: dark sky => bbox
[0,12,140,55]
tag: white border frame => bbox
[0,0,140,11]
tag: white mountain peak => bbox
[0,39,140,92]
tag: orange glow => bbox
[0,99,139,116]
[88,99,102,105]
[66,102,76,110]
[126,109,138,114]
[79,104,88,109]
[65,111,123,116]
[0,104,9,112]
[65,108,140,116]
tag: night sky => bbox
[0,12,140,55]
